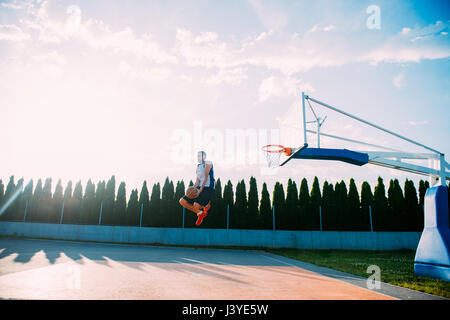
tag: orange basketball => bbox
[186,186,199,199]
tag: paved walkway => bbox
[0,238,444,300]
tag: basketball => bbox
[186,186,199,199]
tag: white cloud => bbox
[32,50,66,65]
[365,46,450,64]
[401,27,412,35]
[179,74,194,82]
[4,1,450,84]
[20,1,177,64]
[174,28,236,68]
[259,76,314,102]
[309,24,335,33]
[393,72,405,89]
[241,31,359,74]
[206,67,248,85]
[92,26,177,64]
[0,24,31,41]
[118,61,172,82]
[243,20,450,73]
[1,0,34,10]
[309,24,319,33]
[248,0,288,31]
[408,120,429,126]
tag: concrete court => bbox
[0,238,443,300]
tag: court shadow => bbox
[0,237,326,284]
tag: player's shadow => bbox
[0,243,41,263]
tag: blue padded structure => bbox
[290,147,369,166]
[414,186,450,281]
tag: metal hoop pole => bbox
[306,95,441,154]
[302,92,307,145]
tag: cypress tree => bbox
[103,176,116,225]
[22,180,34,222]
[149,182,161,227]
[2,176,16,221]
[272,182,285,231]
[32,179,43,222]
[418,180,428,209]
[373,177,389,231]
[169,180,176,226]
[326,183,339,231]
[174,180,186,228]
[247,177,259,230]
[321,181,332,230]
[207,178,223,228]
[298,178,310,230]
[139,181,151,227]
[347,178,360,231]
[335,180,348,231]
[310,177,322,231]
[50,179,62,223]
[127,189,140,226]
[404,179,420,231]
[114,182,127,225]
[161,177,175,227]
[62,180,73,224]
[259,182,272,229]
[72,181,83,224]
[223,181,234,206]
[388,179,404,231]
[10,178,24,221]
[321,181,329,230]
[418,180,429,228]
[285,179,299,230]
[360,181,374,231]
[41,178,52,222]
[175,180,186,201]
[333,181,341,230]
[234,180,247,229]
[160,178,170,226]
[223,180,234,228]
[95,181,106,224]
[81,179,96,224]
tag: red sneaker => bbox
[196,210,208,226]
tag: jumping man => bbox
[179,151,215,226]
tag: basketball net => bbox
[262,145,291,168]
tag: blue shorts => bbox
[182,187,215,207]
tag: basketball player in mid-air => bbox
[179,151,215,226]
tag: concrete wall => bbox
[0,222,422,250]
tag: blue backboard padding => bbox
[290,148,369,166]
[414,186,450,281]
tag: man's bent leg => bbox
[179,198,202,215]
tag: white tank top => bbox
[196,160,215,189]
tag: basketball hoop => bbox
[262,145,292,167]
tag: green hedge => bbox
[0,175,446,231]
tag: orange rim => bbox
[261,145,286,153]
[262,145,292,156]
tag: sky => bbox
[0,0,449,196]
